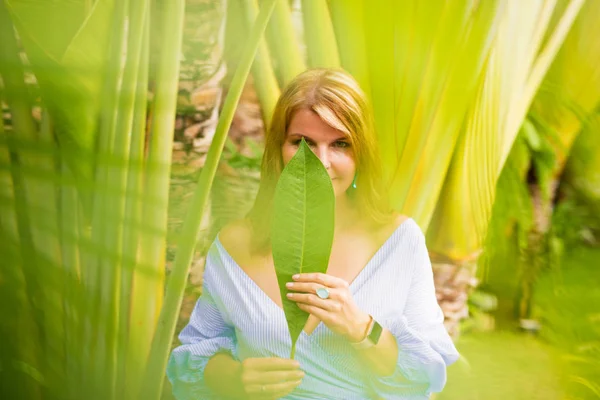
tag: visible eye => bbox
[333,140,350,148]
[291,138,315,147]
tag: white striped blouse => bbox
[167,218,459,399]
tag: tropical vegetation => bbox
[0,0,599,399]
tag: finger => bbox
[302,314,320,336]
[241,369,303,394]
[293,273,349,289]
[285,281,320,294]
[303,320,319,336]
[246,379,302,397]
[247,357,300,371]
[297,303,330,321]
[252,370,305,384]
[286,292,341,312]
[270,380,303,398]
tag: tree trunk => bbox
[429,255,480,339]
[517,179,559,323]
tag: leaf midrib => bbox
[301,146,307,275]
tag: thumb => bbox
[302,315,320,336]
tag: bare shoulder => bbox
[393,213,425,240]
[218,218,252,260]
[393,213,411,229]
[368,213,411,244]
[385,212,411,235]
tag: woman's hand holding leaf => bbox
[285,273,371,343]
[235,357,304,399]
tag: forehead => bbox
[287,109,348,140]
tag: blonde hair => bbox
[246,68,395,254]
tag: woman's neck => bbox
[334,193,360,233]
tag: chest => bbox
[221,233,410,361]
[243,232,382,311]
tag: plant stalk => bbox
[138,1,278,398]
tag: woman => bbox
[167,69,459,399]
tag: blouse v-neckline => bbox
[214,218,412,314]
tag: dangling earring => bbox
[351,173,358,189]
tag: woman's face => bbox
[282,108,356,198]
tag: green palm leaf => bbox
[272,139,335,358]
[427,0,587,261]
[301,0,339,68]
[5,0,116,181]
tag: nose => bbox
[314,147,331,169]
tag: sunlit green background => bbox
[1,0,599,399]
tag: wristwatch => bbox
[349,315,383,350]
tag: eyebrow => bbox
[289,133,348,141]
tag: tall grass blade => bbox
[127,0,187,397]
[239,0,280,126]
[301,0,340,68]
[120,3,151,397]
[139,1,278,398]
[330,0,370,99]
[262,0,305,86]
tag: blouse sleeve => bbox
[167,256,238,400]
[370,226,460,398]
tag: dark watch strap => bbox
[368,319,383,345]
[349,316,382,349]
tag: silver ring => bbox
[316,287,330,299]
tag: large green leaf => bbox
[426,0,587,261]
[238,0,280,127]
[564,112,600,211]
[527,0,600,171]
[272,139,335,358]
[330,0,371,99]
[262,0,305,86]
[389,0,502,224]
[301,0,340,68]
[5,0,116,181]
